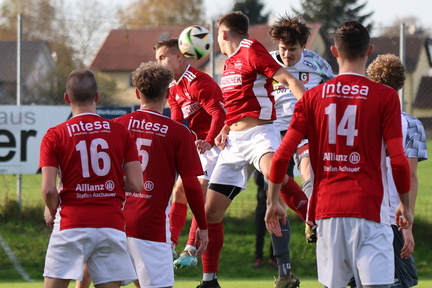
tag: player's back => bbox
[40,113,138,231]
[220,39,281,125]
[169,65,224,139]
[294,73,403,224]
[115,109,203,242]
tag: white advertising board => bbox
[0,106,71,174]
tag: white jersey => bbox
[270,49,334,131]
[387,112,428,224]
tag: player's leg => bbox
[260,152,300,288]
[75,263,92,288]
[93,281,122,288]
[169,177,188,252]
[175,147,219,269]
[195,186,237,288]
[253,170,266,268]
[44,278,70,288]
[174,177,209,269]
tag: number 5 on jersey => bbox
[136,138,152,171]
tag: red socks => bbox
[202,222,224,273]
[169,202,188,245]
[187,217,198,246]
[280,177,308,222]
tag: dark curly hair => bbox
[268,14,310,47]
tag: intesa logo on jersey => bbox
[127,116,168,135]
[66,120,111,137]
[322,82,369,98]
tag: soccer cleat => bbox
[252,258,264,269]
[173,249,198,269]
[274,273,300,288]
[268,258,278,269]
[305,224,317,243]
[196,279,221,288]
[172,249,178,260]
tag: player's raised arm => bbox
[272,67,305,100]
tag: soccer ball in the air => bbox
[178,25,212,60]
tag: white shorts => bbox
[209,123,281,189]
[127,237,174,288]
[316,217,394,287]
[43,228,137,286]
[198,145,221,180]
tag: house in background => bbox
[89,23,326,106]
[0,40,56,105]
[89,25,432,132]
[89,27,207,106]
[325,35,432,123]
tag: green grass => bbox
[0,141,432,284]
[1,279,432,288]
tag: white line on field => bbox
[0,234,34,282]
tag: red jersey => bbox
[219,39,282,126]
[282,74,404,224]
[114,109,204,242]
[39,113,139,231]
[168,65,225,146]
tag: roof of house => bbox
[414,76,432,108]
[89,23,323,72]
[325,35,428,74]
[0,40,51,82]
[89,27,208,71]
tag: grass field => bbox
[1,279,432,288]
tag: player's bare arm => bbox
[408,157,419,214]
[123,160,144,192]
[194,228,209,257]
[266,127,305,236]
[400,228,415,259]
[41,166,60,225]
[395,198,413,230]
[265,181,286,237]
[272,67,305,100]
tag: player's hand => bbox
[400,228,415,259]
[395,203,413,231]
[265,203,287,237]
[195,140,212,154]
[194,228,209,257]
[44,206,54,226]
[215,133,227,150]
[215,125,230,150]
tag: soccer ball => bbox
[178,25,212,60]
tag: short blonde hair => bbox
[367,54,406,91]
